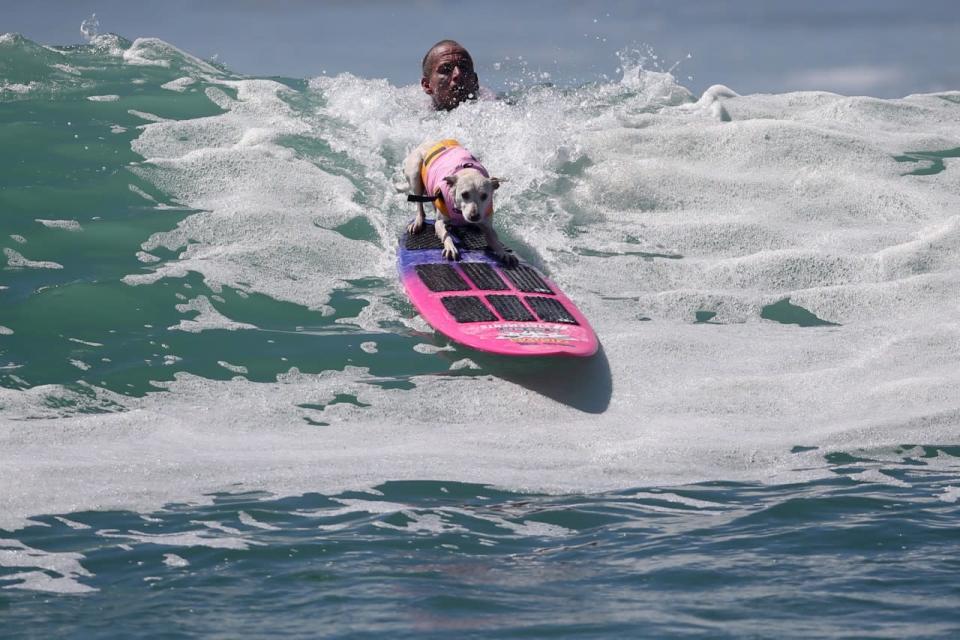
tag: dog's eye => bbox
[462,193,470,200]
[481,194,488,200]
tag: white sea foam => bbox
[161,77,196,92]
[51,63,81,76]
[847,469,913,488]
[125,78,375,313]
[123,38,221,76]
[0,538,96,594]
[128,184,156,202]
[69,359,91,371]
[168,296,257,333]
[217,361,248,375]
[0,81,41,95]
[54,516,92,530]
[97,528,260,550]
[88,34,126,58]
[127,110,169,123]
[162,553,189,568]
[238,511,280,530]
[374,512,467,535]
[940,487,960,503]
[413,343,454,354]
[625,491,728,511]
[1,67,959,530]
[3,248,63,270]
[498,519,574,538]
[2,571,95,594]
[68,338,103,347]
[190,520,243,535]
[303,498,411,519]
[36,219,83,231]
[304,498,573,538]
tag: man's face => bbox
[422,44,479,111]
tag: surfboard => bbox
[398,221,599,357]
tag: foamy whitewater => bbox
[1,32,959,635]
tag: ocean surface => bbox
[2,29,960,638]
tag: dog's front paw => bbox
[407,217,425,235]
[497,249,519,267]
[441,245,460,261]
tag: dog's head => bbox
[444,169,503,224]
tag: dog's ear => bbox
[443,175,458,188]
[490,177,507,190]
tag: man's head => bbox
[421,40,479,111]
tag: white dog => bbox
[402,138,517,265]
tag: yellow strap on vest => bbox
[420,139,461,217]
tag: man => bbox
[421,40,480,111]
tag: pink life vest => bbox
[420,140,492,225]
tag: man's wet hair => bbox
[421,40,470,77]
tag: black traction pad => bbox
[501,265,553,294]
[461,262,508,291]
[405,223,488,251]
[405,224,444,250]
[442,296,497,323]
[526,296,578,324]
[486,295,535,322]
[449,226,489,250]
[415,264,470,292]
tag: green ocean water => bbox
[2,32,960,638]
[0,35,431,398]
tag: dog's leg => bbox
[482,223,518,266]
[407,201,426,235]
[403,149,427,235]
[435,218,459,261]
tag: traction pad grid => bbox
[411,254,578,326]
[451,226,489,250]
[414,264,470,292]
[441,296,498,323]
[461,262,508,290]
[404,225,488,251]
[525,296,578,324]
[405,224,444,250]
[501,265,553,294]
[486,295,535,322]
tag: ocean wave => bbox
[0,35,959,530]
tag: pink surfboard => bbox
[398,221,599,357]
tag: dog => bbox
[402,139,517,266]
